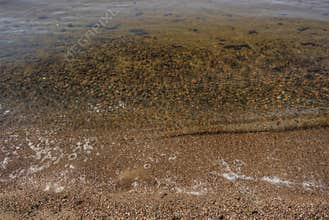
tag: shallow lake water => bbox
[1,2,329,218]
[0,0,328,126]
[0,0,328,60]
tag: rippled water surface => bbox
[0,0,328,59]
[0,0,328,126]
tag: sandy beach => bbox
[1,124,329,218]
[0,0,329,218]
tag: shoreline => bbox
[0,8,329,218]
[1,126,328,218]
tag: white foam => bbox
[28,164,49,175]
[222,172,255,181]
[302,180,325,190]
[44,182,65,193]
[132,181,139,188]
[88,101,126,113]
[1,157,10,169]
[261,176,293,187]
[175,181,208,196]
[82,139,93,151]
[219,159,255,181]
[44,183,51,191]
[54,185,65,193]
[217,159,326,191]
[168,154,177,161]
[0,103,10,116]
[175,187,207,196]
[109,101,126,111]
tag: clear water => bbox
[0,0,328,60]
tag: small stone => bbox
[248,30,258,35]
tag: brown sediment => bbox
[1,25,328,128]
[0,14,329,218]
[0,126,329,218]
[162,113,329,138]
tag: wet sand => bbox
[1,0,329,218]
[0,125,329,218]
